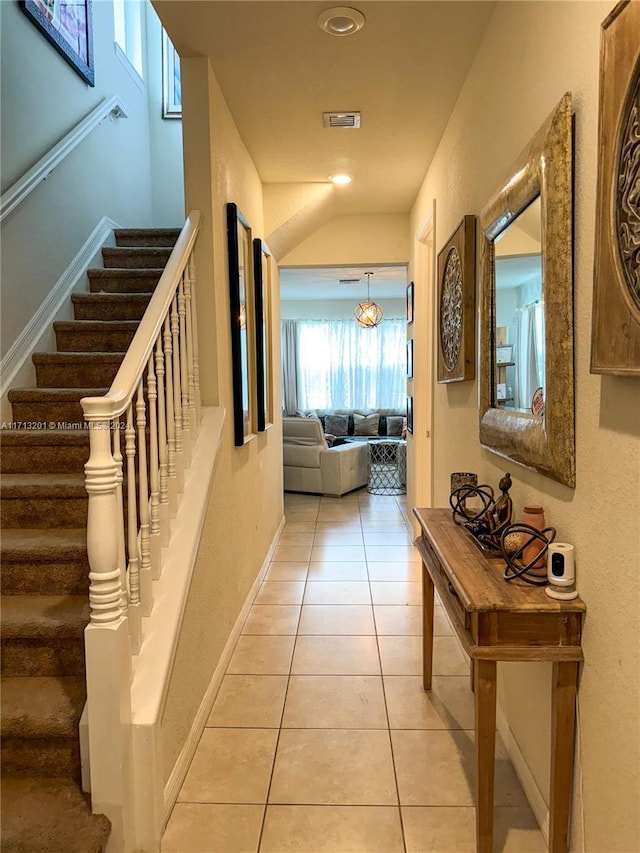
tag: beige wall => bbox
[281,297,406,321]
[410,2,639,850]
[161,57,284,781]
[280,213,410,267]
[0,0,184,359]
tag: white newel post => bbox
[82,399,134,852]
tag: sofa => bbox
[294,408,406,446]
[282,416,368,496]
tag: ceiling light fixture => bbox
[355,272,384,328]
[330,173,352,185]
[317,6,365,37]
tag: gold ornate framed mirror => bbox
[479,92,575,488]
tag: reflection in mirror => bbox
[479,92,575,488]
[493,197,544,413]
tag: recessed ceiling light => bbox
[318,7,365,37]
[330,173,353,185]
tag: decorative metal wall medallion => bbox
[616,64,640,312]
[591,0,640,375]
[436,216,476,383]
[440,247,463,371]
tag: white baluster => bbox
[147,354,161,578]
[171,295,185,491]
[155,335,170,543]
[178,275,192,466]
[188,255,202,422]
[136,383,153,616]
[125,403,141,652]
[112,416,127,614]
[184,257,197,431]
[164,315,178,515]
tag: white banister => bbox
[80,214,201,848]
[0,96,128,223]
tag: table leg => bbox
[475,658,497,853]
[422,564,434,690]
[549,661,579,853]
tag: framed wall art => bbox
[406,281,414,324]
[21,0,95,86]
[226,203,255,446]
[590,0,640,376]
[162,28,182,118]
[437,215,476,383]
[253,238,273,431]
[406,396,414,434]
[406,338,414,378]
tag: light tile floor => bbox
[162,489,546,853]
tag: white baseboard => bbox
[0,216,118,403]
[496,703,550,842]
[162,513,286,824]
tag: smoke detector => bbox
[317,7,365,37]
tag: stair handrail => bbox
[0,96,128,224]
[81,210,201,423]
[80,213,203,844]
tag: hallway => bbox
[161,490,546,852]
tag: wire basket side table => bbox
[367,439,407,495]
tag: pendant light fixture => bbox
[354,271,384,328]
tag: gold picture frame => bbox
[436,215,476,383]
[590,0,640,376]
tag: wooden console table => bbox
[413,508,586,853]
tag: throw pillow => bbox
[386,415,404,437]
[325,414,349,436]
[353,413,380,436]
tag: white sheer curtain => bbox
[294,319,406,410]
[515,302,545,410]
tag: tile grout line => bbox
[363,494,409,853]
[255,501,316,852]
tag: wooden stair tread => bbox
[1,677,86,737]
[0,528,87,560]
[0,777,110,853]
[1,595,89,638]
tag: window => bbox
[114,0,144,79]
[294,319,406,410]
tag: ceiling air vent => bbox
[339,278,361,285]
[323,111,361,129]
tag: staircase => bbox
[0,228,180,852]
